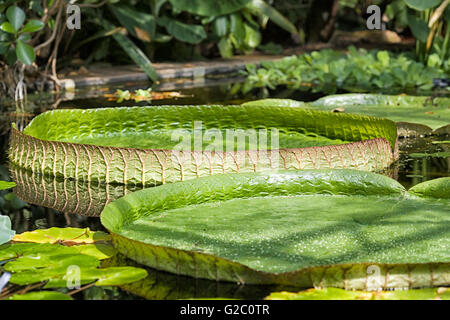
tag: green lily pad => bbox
[309,94,450,131]
[0,242,147,288]
[101,169,450,290]
[8,291,73,300]
[9,105,397,186]
[265,287,450,300]
[12,227,110,244]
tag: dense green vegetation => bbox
[241,47,450,94]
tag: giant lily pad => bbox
[9,105,398,186]
[101,169,450,290]
[309,94,450,132]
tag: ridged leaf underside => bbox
[10,166,139,216]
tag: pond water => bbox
[0,80,448,299]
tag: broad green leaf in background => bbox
[212,16,228,37]
[218,36,233,58]
[169,0,251,16]
[158,16,206,44]
[100,20,158,81]
[6,5,25,32]
[109,5,155,41]
[243,23,261,48]
[404,0,442,11]
[0,21,15,33]
[247,0,298,35]
[20,19,44,33]
[407,14,429,42]
[15,39,35,65]
[0,215,14,245]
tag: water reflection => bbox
[10,165,144,217]
[103,253,302,300]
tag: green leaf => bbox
[108,5,155,41]
[101,170,449,289]
[169,0,251,16]
[12,227,111,244]
[6,6,25,32]
[229,13,245,46]
[15,39,35,65]
[0,41,9,54]
[247,0,298,35]
[20,19,44,33]
[0,21,15,33]
[212,16,228,37]
[158,16,206,44]
[8,291,73,300]
[243,23,261,49]
[99,20,157,82]
[0,181,15,190]
[0,242,147,288]
[407,14,429,42]
[0,215,15,245]
[218,36,233,58]
[404,0,442,11]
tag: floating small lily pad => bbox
[12,227,111,245]
[309,94,450,131]
[8,291,73,300]
[0,239,147,288]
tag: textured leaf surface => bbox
[310,94,450,130]
[101,170,450,289]
[265,287,450,300]
[169,0,251,16]
[9,105,397,186]
[0,242,146,287]
[409,177,450,199]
